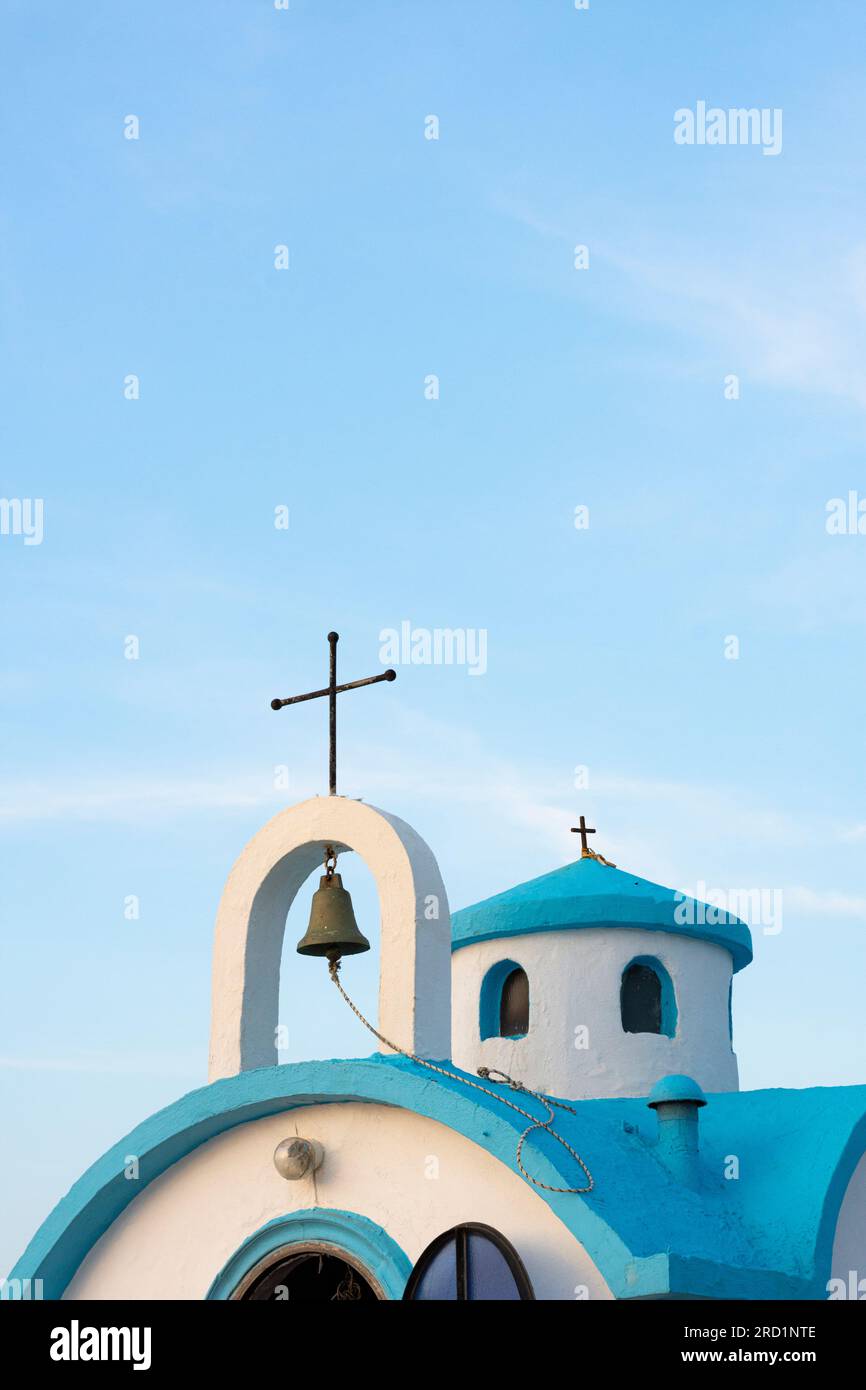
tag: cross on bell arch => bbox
[271,631,396,795]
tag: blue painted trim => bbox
[207,1208,411,1301]
[479,958,525,1040]
[9,1056,866,1303]
[813,1107,866,1292]
[621,956,677,1038]
[453,912,753,972]
[10,1057,601,1300]
[451,856,753,972]
[9,1056,645,1301]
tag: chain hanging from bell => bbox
[296,847,371,961]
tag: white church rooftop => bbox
[10,786,863,1304]
[12,1055,866,1302]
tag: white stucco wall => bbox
[209,798,452,1080]
[831,1149,866,1294]
[451,928,738,1100]
[64,1102,612,1301]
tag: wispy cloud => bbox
[1,708,860,926]
[0,1051,201,1078]
[752,552,866,631]
[0,776,276,824]
[597,240,866,411]
[493,184,866,414]
[784,886,866,922]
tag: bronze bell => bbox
[296,871,370,960]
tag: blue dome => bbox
[450,855,753,972]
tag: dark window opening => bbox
[621,962,663,1034]
[499,966,529,1037]
[403,1223,534,1301]
[238,1249,379,1301]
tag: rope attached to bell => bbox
[327,955,595,1196]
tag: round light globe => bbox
[273,1137,324,1180]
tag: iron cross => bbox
[271,632,396,795]
[570,815,596,856]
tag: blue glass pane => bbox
[466,1234,521,1300]
[413,1239,458,1300]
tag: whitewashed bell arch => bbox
[208,796,452,1081]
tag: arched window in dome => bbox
[403,1224,534,1301]
[620,957,676,1037]
[479,959,529,1040]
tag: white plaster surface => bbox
[209,798,451,1079]
[451,928,739,1100]
[65,1102,611,1302]
[831,1148,866,1289]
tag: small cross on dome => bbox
[571,815,596,855]
[570,815,616,867]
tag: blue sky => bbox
[2,0,866,1272]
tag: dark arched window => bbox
[479,960,529,1039]
[236,1249,379,1301]
[620,958,676,1037]
[499,967,529,1037]
[403,1224,534,1301]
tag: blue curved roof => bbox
[10,1054,866,1301]
[451,855,753,972]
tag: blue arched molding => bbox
[621,956,677,1038]
[479,958,526,1040]
[207,1208,412,1301]
[9,1055,866,1302]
